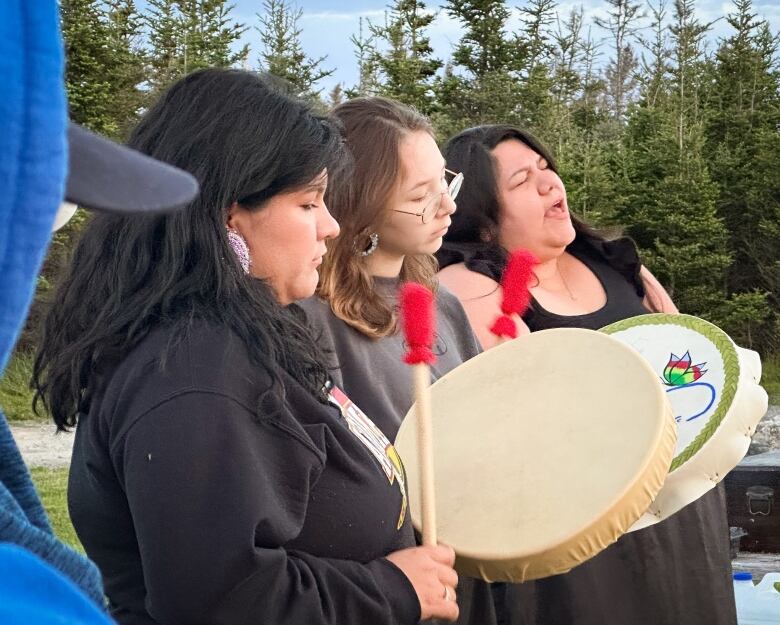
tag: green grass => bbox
[0,352,45,422]
[763,353,780,405]
[30,467,83,553]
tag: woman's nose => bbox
[439,191,457,216]
[537,170,556,195]
[319,204,340,240]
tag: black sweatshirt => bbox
[68,320,420,625]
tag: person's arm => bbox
[115,391,421,625]
[437,264,530,350]
[639,265,678,313]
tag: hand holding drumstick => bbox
[386,283,459,622]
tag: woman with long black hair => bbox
[33,69,459,625]
[437,124,733,625]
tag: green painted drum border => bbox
[601,313,739,472]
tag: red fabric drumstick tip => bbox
[490,314,519,339]
[490,249,539,339]
[400,282,437,365]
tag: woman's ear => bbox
[225,201,240,230]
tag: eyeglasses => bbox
[392,169,464,224]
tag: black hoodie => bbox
[68,320,420,625]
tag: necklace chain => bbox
[558,265,577,301]
[535,261,578,301]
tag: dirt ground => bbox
[11,422,74,468]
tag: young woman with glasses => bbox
[300,97,477,441]
[299,97,496,625]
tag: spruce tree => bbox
[103,0,147,137]
[60,0,115,134]
[61,0,146,137]
[327,83,345,109]
[177,0,249,72]
[668,0,712,156]
[346,17,381,98]
[636,0,671,109]
[516,0,558,133]
[705,0,780,348]
[549,7,586,111]
[146,0,186,92]
[368,0,443,115]
[618,0,733,322]
[519,0,557,75]
[434,0,524,137]
[256,0,334,102]
[147,0,249,94]
[594,0,645,121]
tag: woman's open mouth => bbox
[545,199,568,219]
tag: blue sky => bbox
[227,1,780,92]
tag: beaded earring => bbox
[226,228,251,274]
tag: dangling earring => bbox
[355,232,379,257]
[227,228,251,274]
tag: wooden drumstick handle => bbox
[414,363,437,546]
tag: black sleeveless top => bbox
[438,234,649,330]
[436,236,737,625]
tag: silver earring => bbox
[227,228,251,274]
[356,232,379,257]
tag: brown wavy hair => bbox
[317,97,438,338]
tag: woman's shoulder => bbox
[297,294,339,321]
[435,280,478,315]
[106,320,266,410]
[101,320,331,472]
[295,297,348,346]
[437,262,500,301]
[570,234,645,297]
[435,282,483,357]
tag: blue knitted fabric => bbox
[0,2,65,371]
[0,544,112,624]
[0,1,108,618]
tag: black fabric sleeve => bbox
[113,390,420,625]
[294,299,346,392]
[436,243,506,283]
[599,237,645,297]
[572,234,646,298]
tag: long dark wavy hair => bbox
[442,124,604,245]
[33,69,348,430]
[440,124,657,306]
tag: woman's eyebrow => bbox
[509,156,546,180]
[302,177,328,193]
[406,162,446,193]
[407,178,431,192]
[509,166,530,180]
